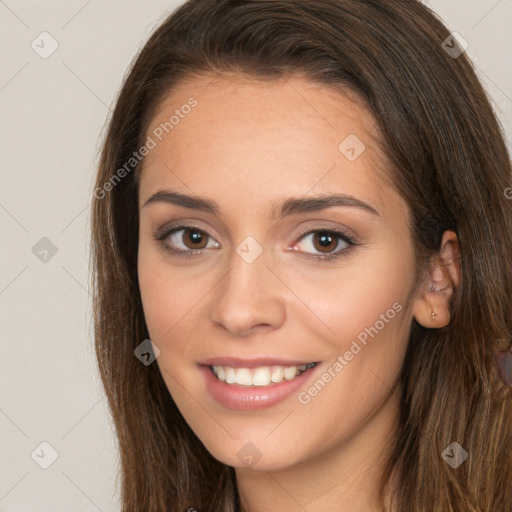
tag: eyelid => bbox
[284,225,356,261]
[290,221,358,244]
[153,219,220,242]
[153,223,220,257]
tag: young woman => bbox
[90,0,512,510]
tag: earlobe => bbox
[412,230,461,329]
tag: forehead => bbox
[146,72,381,145]
[139,73,399,221]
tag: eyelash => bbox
[153,223,357,262]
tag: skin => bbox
[137,73,460,511]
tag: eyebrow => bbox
[142,190,381,218]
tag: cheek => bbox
[137,258,205,398]
[288,262,413,447]
[137,250,207,340]
[282,245,414,350]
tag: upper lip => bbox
[199,356,318,368]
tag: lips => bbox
[198,356,321,410]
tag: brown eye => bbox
[291,228,355,261]
[155,225,220,256]
[181,228,208,249]
[312,231,338,253]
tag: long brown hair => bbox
[90,1,512,510]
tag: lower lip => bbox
[198,364,320,410]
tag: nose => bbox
[208,245,286,337]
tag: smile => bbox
[210,363,317,386]
[199,360,321,410]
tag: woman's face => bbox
[137,73,419,471]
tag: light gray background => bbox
[1,1,511,510]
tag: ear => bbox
[412,230,461,329]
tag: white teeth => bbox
[225,367,237,384]
[284,367,298,380]
[236,368,253,386]
[211,364,314,386]
[252,367,271,386]
[270,366,284,383]
[216,366,225,381]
